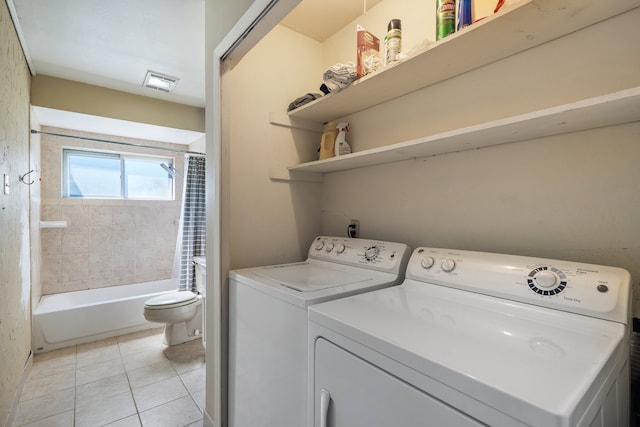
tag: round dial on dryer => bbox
[364,246,380,262]
[325,243,335,252]
[336,244,346,254]
[314,241,325,251]
[527,266,567,296]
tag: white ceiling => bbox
[9,0,381,142]
[10,0,206,108]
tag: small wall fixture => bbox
[143,70,180,93]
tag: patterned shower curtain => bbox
[176,155,206,292]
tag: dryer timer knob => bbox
[441,259,456,272]
[364,246,380,261]
[533,270,557,288]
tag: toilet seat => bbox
[144,291,198,310]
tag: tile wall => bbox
[39,127,184,294]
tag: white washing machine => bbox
[228,236,411,427]
[308,247,631,427]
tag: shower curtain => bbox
[174,155,206,292]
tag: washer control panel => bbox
[309,236,410,274]
[406,247,631,324]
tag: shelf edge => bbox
[269,168,324,183]
[269,112,324,133]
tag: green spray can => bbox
[436,0,456,40]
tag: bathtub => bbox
[32,279,177,353]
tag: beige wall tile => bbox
[61,205,89,227]
[41,204,62,221]
[112,206,136,227]
[62,228,89,254]
[88,205,112,226]
[62,252,89,285]
[41,254,63,294]
[41,229,62,255]
[88,228,113,256]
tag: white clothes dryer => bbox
[228,236,410,427]
[308,247,631,427]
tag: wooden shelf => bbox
[287,0,640,124]
[283,88,640,175]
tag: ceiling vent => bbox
[143,70,180,93]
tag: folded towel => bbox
[323,62,357,93]
[287,93,323,112]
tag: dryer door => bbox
[313,338,483,427]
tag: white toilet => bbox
[144,257,206,346]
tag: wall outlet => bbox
[348,219,359,238]
[3,174,9,195]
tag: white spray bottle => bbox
[334,122,352,156]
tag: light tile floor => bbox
[12,328,206,427]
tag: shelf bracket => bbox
[269,113,323,133]
[268,168,324,183]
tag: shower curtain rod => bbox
[30,129,205,156]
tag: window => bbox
[62,149,174,200]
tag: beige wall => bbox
[38,127,184,294]
[228,25,324,269]
[31,75,205,133]
[0,1,32,424]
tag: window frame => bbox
[61,147,175,201]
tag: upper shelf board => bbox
[288,0,640,123]
[287,87,640,174]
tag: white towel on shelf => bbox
[323,62,357,93]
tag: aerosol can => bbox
[436,0,456,40]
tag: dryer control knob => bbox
[533,270,557,288]
[315,242,325,251]
[364,246,380,262]
[441,259,456,272]
[336,244,346,254]
[421,256,435,269]
[325,243,335,252]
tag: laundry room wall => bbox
[227,24,324,269]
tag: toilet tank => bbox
[193,256,206,295]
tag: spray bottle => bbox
[334,122,352,156]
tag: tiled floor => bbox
[12,328,206,427]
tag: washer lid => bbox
[145,291,197,308]
[309,281,627,425]
[253,262,371,292]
